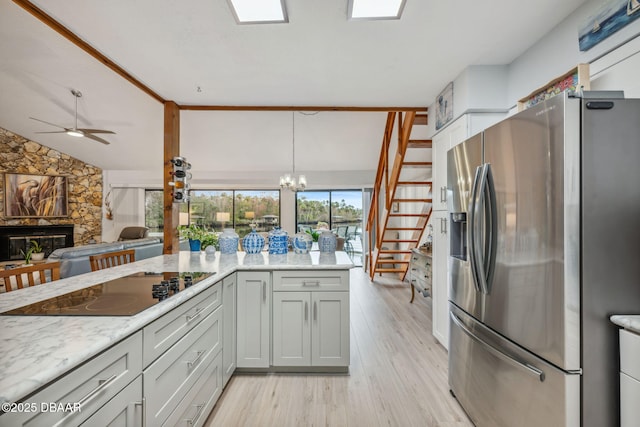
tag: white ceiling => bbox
[0,0,588,178]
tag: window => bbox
[145,189,280,238]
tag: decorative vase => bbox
[189,239,201,252]
[268,227,289,255]
[293,231,313,254]
[318,230,337,253]
[31,252,45,262]
[243,229,265,254]
[205,245,216,256]
[219,228,239,254]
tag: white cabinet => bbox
[222,273,237,387]
[236,271,271,368]
[272,271,350,367]
[143,305,222,426]
[431,210,450,350]
[79,376,143,426]
[620,329,640,427]
[0,332,143,427]
[273,270,350,367]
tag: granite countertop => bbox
[0,251,353,405]
[610,315,640,334]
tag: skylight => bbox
[348,0,406,20]
[227,0,288,24]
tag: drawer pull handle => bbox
[187,350,205,369]
[186,403,205,426]
[186,307,203,322]
[78,374,118,407]
[302,280,320,287]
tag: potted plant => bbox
[20,247,33,265]
[30,240,45,261]
[201,231,219,255]
[177,224,207,251]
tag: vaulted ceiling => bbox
[0,0,588,179]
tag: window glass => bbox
[296,191,330,232]
[234,190,280,237]
[145,190,164,233]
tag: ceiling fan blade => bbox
[77,128,116,134]
[29,117,66,129]
[83,133,111,145]
[34,131,67,134]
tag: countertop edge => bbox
[610,315,640,334]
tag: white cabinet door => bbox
[272,292,311,366]
[222,273,236,386]
[312,291,350,366]
[432,131,449,211]
[79,376,142,427]
[236,271,271,368]
[431,210,450,349]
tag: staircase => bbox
[366,111,432,280]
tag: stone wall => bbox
[0,127,103,245]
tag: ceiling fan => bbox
[30,89,115,145]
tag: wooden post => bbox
[163,101,180,254]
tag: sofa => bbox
[48,237,183,279]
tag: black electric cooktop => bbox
[0,271,215,316]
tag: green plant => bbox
[21,247,34,264]
[177,224,207,241]
[201,231,219,250]
[305,229,320,242]
[30,240,44,253]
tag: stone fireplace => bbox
[0,127,103,247]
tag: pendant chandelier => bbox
[279,111,307,191]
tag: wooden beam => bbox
[163,101,180,254]
[13,0,165,103]
[180,105,428,112]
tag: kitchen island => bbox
[0,251,353,426]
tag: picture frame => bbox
[435,82,454,130]
[4,173,68,218]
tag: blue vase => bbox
[219,228,239,254]
[293,232,313,254]
[189,239,201,252]
[268,227,289,255]
[318,230,337,253]
[243,229,265,254]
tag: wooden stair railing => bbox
[366,111,433,280]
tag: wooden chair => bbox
[0,262,61,292]
[89,249,136,271]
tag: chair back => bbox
[89,249,136,271]
[0,262,61,292]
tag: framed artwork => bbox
[4,173,68,218]
[579,0,640,51]
[435,82,454,130]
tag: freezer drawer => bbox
[448,304,579,427]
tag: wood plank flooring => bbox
[204,268,473,427]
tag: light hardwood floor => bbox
[205,268,473,427]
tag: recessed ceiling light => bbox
[227,0,288,24]
[348,0,406,20]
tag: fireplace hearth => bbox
[0,225,74,261]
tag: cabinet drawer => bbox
[620,329,640,380]
[79,375,142,426]
[162,351,223,427]
[0,332,142,427]
[621,372,640,427]
[410,254,432,271]
[143,281,222,367]
[273,270,349,292]
[144,306,222,427]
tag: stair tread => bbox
[401,161,433,167]
[393,198,433,202]
[376,260,410,264]
[375,268,408,273]
[385,227,423,231]
[397,181,433,185]
[407,139,432,148]
[379,249,413,253]
[382,239,419,243]
[389,213,430,217]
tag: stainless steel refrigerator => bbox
[446,91,640,427]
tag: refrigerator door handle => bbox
[450,311,546,382]
[473,164,490,294]
[482,164,498,294]
[468,166,482,293]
